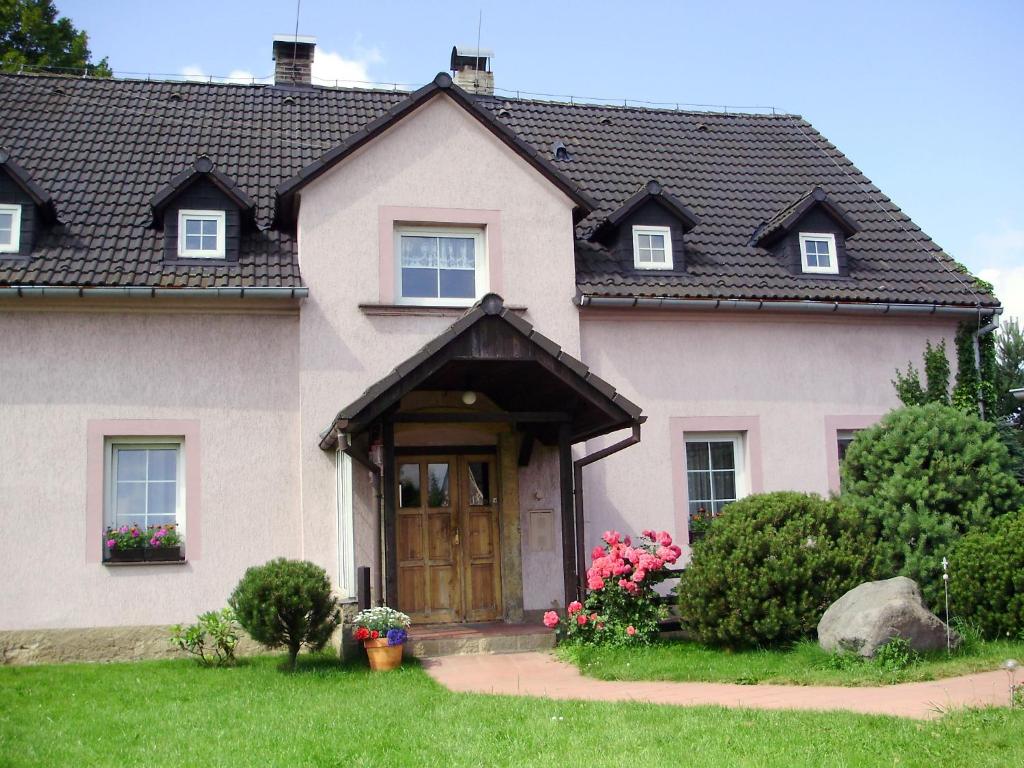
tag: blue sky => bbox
[60,0,1024,318]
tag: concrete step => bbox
[407,623,555,658]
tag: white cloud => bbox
[968,226,1024,322]
[180,65,207,82]
[311,47,383,88]
[178,65,270,84]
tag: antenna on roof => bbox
[475,9,483,89]
[292,0,302,63]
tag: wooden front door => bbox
[395,455,501,623]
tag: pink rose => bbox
[642,529,655,539]
[587,576,605,591]
[106,539,117,548]
[657,531,672,547]
[591,545,605,560]
[543,611,559,628]
[626,625,636,636]
[623,535,631,546]
[632,569,647,583]
[576,614,588,626]
[567,601,583,614]
[602,530,620,546]
[618,579,630,589]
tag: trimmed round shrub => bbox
[677,492,872,648]
[841,403,1023,609]
[229,558,340,669]
[948,509,1024,639]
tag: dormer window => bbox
[799,232,838,274]
[178,210,225,258]
[632,225,673,269]
[0,204,21,254]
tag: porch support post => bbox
[498,432,525,623]
[382,419,398,607]
[557,423,578,606]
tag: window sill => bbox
[359,303,527,317]
[103,559,188,567]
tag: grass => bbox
[560,637,1024,687]
[1,654,1023,767]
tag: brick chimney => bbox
[273,35,316,87]
[450,46,494,96]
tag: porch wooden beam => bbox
[388,411,570,424]
[382,420,398,607]
[558,423,578,607]
[517,431,535,467]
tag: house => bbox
[0,38,999,654]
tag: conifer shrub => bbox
[229,558,340,670]
[841,403,1022,609]
[948,509,1024,639]
[677,492,872,647]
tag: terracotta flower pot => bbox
[363,637,403,671]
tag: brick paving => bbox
[423,651,1009,720]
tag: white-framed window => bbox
[177,209,226,258]
[631,225,673,269]
[395,226,486,306]
[799,232,838,274]
[836,429,859,464]
[0,203,22,254]
[105,438,185,535]
[684,432,747,519]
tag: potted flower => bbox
[351,606,411,671]
[144,524,183,561]
[688,507,714,543]
[104,524,146,562]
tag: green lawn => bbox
[1,654,1023,767]
[561,638,1024,687]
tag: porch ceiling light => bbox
[461,390,478,406]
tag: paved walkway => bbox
[423,651,1009,719]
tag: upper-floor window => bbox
[799,232,838,274]
[396,226,486,306]
[178,210,226,258]
[632,225,673,269]
[0,203,21,254]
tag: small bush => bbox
[677,492,872,648]
[874,637,919,673]
[948,509,1024,639]
[229,558,340,670]
[170,608,240,666]
[841,403,1022,609]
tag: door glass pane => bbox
[398,464,421,508]
[115,449,147,481]
[709,441,735,470]
[686,442,710,471]
[468,461,490,506]
[427,463,451,507]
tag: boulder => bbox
[817,576,959,657]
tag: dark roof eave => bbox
[274,73,597,230]
[0,149,57,223]
[756,186,860,248]
[601,180,700,234]
[151,157,257,227]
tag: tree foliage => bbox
[229,559,340,670]
[994,317,1024,425]
[677,492,873,648]
[1,0,110,76]
[840,403,1023,609]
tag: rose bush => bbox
[543,529,681,645]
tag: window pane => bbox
[401,267,438,298]
[437,237,475,269]
[400,236,438,268]
[146,514,176,530]
[468,461,490,506]
[712,500,731,514]
[185,234,204,251]
[116,449,147,481]
[709,441,735,470]
[688,501,708,518]
[713,470,736,501]
[199,234,217,251]
[398,464,421,508]
[148,449,178,481]
[649,234,665,249]
[147,482,177,517]
[115,481,146,521]
[439,268,475,298]
[817,251,831,268]
[426,464,450,507]
[201,219,218,236]
[185,219,202,236]
[0,213,11,245]
[687,470,711,503]
[686,442,710,471]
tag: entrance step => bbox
[407,622,555,658]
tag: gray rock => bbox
[817,576,959,657]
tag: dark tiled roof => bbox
[0,72,995,307]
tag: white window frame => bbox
[683,431,748,516]
[104,437,186,542]
[0,203,22,254]
[177,209,226,258]
[799,232,838,274]
[394,225,487,307]
[631,225,673,270]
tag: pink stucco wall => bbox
[577,309,959,551]
[0,309,301,629]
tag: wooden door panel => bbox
[466,511,494,558]
[398,565,426,614]
[459,457,502,622]
[429,566,457,610]
[397,514,424,561]
[469,563,498,612]
[426,513,453,561]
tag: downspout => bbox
[973,309,1002,420]
[571,418,644,601]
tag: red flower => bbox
[370,630,379,639]
[354,627,370,641]
[626,625,636,636]
[576,614,588,626]
[567,600,583,614]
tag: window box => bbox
[105,547,144,563]
[144,545,182,562]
